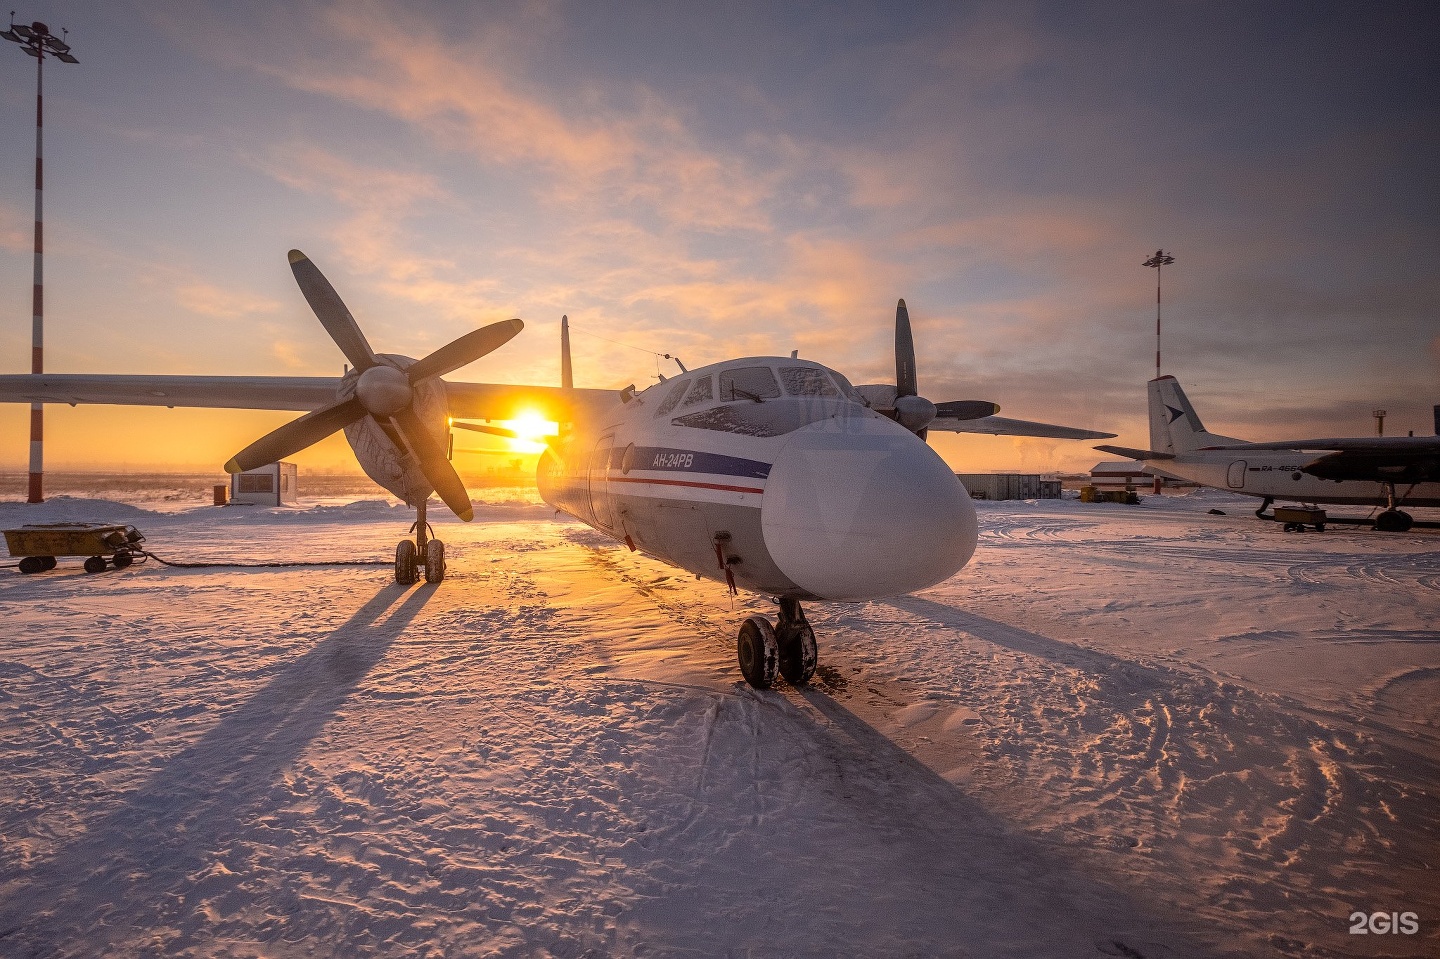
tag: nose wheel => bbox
[396,499,446,584]
[737,597,818,689]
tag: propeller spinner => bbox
[224,250,523,523]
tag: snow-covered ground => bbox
[1,485,1436,958]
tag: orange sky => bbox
[2,2,1437,480]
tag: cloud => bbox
[239,2,777,233]
[173,281,282,320]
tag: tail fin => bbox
[560,314,573,390]
[1148,375,1246,453]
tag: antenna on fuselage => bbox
[560,315,573,390]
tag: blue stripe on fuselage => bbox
[606,445,772,480]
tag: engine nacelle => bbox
[338,354,450,506]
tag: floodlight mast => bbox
[3,14,78,503]
[1142,249,1174,383]
[1142,249,1174,495]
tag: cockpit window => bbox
[718,366,781,402]
[673,397,880,437]
[680,376,714,407]
[653,379,688,417]
[828,370,863,402]
[779,366,840,397]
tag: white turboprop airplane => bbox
[0,251,1114,686]
[1097,375,1440,531]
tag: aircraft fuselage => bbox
[536,356,980,602]
[1152,449,1440,507]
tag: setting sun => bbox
[497,411,558,454]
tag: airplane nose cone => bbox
[761,418,978,601]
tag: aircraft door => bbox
[589,435,616,528]
[1227,460,1246,489]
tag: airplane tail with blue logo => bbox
[1148,375,1248,454]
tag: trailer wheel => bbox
[84,556,108,574]
[18,556,46,574]
[1315,523,1325,532]
[112,551,134,569]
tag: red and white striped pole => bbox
[28,48,44,503]
[4,19,78,503]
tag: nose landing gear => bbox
[736,597,818,689]
[396,499,446,584]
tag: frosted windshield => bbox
[718,366,781,402]
[779,366,840,397]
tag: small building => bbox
[230,462,299,507]
[955,473,1062,501]
[1088,461,1196,490]
[1089,461,1149,489]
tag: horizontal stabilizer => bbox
[1094,444,1176,461]
[929,415,1115,440]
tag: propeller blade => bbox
[394,408,474,521]
[406,319,524,384]
[288,250,378,373]
[895,298,918,398]
[934,400,1001,421]
[451,421,523,439]
[224,397,366,473]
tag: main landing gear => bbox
[396,499,446,585]
[1375,482,1414,532]
[737,597,818,689]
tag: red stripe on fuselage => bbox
[608,475,764,495]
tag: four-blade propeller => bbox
[885,299,998,439]
[225,250,523,523]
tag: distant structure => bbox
[1373,408,1386,437]
[955,473,1061,501]
[230,462,300,508]
[2,15,79,504]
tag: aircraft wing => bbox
[0,374,622,423]
[929,415,1116,440]
[0,373,339,411]
[1199,437,1440,453]
[444,383,620,422]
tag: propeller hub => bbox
[356,364,413,417]
[894,394,938,433]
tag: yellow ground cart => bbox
[4,522,147,574]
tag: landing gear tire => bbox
[395,540,418,584]
[1376,510,1413,532]
[424,539,446,584]
[84,556,108,574]
[778,621,818,686]
[737,616,779,689]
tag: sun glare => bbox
[499,410,558,454]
